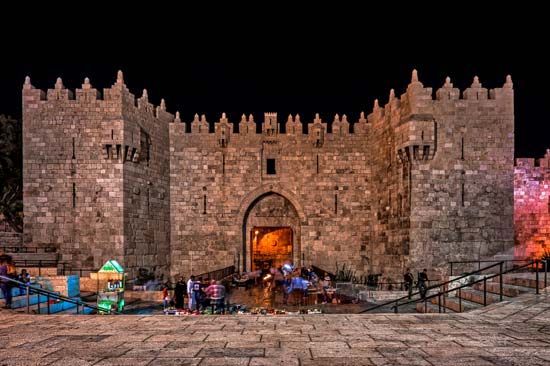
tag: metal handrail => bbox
[449,259,532,276]
[392,259,543,313]
[0,275,118,315]
[0,245,56,254]
[195,265,236,281]
[360,261,505,313]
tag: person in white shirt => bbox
[187,275,195,310]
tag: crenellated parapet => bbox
[23,70,174,122]
[366,69,514,163]
[515,150,550,169]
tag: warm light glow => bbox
[255,230,259,235]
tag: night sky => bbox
[1,8,548,158]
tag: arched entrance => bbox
[251,227,293,270]
[241,191,302,272]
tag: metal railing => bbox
[362,259,547,314]
[0,246,56,254]
[59,266,98,277]
[360,261,506,313]
[0,275,117,315]
[397,259,546,313]
[12,260,61,276]
[449,259,533,276]
[195,265,236,281]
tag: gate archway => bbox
[239,188,304,272]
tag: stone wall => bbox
[23,70,516,283]
[169,113,371,278]
[514,152,550,258]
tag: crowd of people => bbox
[159,261,338,315]
[161,276,227,314]
[235,261,337,305]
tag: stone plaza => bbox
[1,289,550,365]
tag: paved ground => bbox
[0,290,549,365]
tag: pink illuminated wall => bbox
[514,151,550,259]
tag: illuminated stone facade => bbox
[514,151,550,259]
[22,70,515,280]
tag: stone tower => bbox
[22,72,171,279]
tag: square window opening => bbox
[266,159,276,175]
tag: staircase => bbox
[0,276,104,315]
[417,267,548,313]
[361,259,548,314]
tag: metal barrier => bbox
[0,275,116,315]
[362,259,547,314]
[0,246,57,254]
[196,265,236,281]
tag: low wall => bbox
[125,290,165,302]
[16,267,57,277]
[0,231,22,247]
[336,282,408,302]
[35,275,80,297]
[80,277,99,293]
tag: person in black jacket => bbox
[174,277,187,309]
[403,268,414,299]
[417,269,429,299]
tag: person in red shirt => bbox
[204,280,226,313]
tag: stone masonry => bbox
[514,150,550,259]
[22,70,515,281]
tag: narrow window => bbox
[266,159,276,175]
[461,137,464,160]
[316,155,319,174]
[72,137,76,159]
[334,194,338,214]
[203,194,207,214]
[461,182,465,207]
[72,183,76,208]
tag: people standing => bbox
[174,277,187,310]
[192,277,204,312]
[403,268,414,299]
[417,268,429,299]
[0,256,13,309]
[205,280,226,314]
[187,275,195,310]
[322,273,332,304]
[162,285,170,309]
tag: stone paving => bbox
[0,291,549,365]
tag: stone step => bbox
[55,304,96,315]
[490,274,547,290]
[472,281,532,297]
[456,288,511,306]
[416,301,456,313]
[1,293,49,309]
[14,298,80,314]
[431,295,481,312]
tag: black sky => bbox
[1,6,548,157]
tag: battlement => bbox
[515,149,550,169]
[22,71,174,123]
[368,70,514,123]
